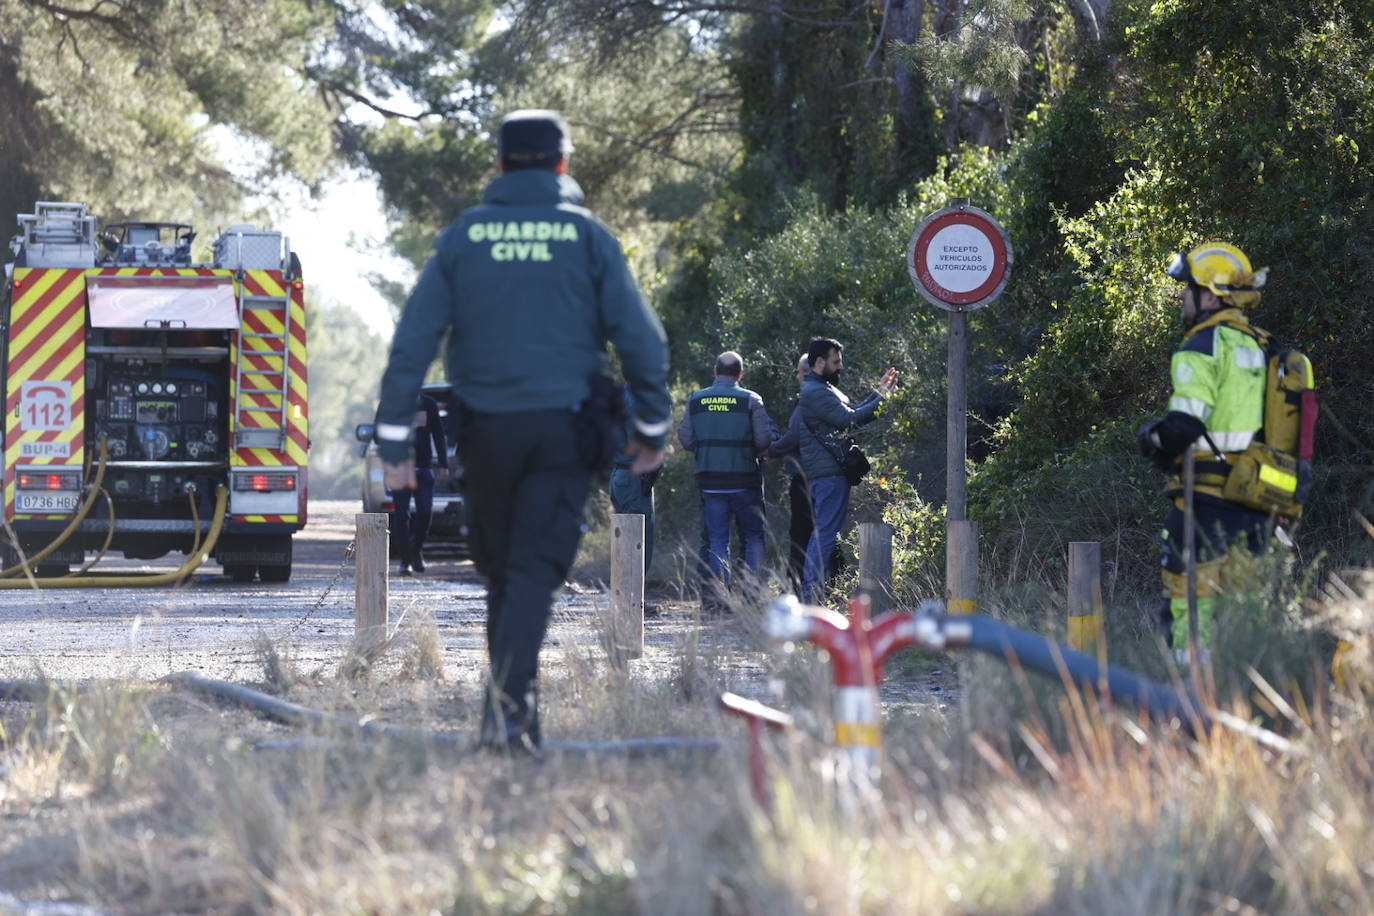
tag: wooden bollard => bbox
[608,513,645,662]
[946,519,978,614]
[1067,541,1106,658]
[355,513,389,646]
[858,522,894,614]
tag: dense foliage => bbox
[656,0,1374,599]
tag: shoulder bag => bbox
[802,413,871,486]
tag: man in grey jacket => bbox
[374,110,671,751]
[770,352,838,590]
[793,337,897,602]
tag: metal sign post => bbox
[907,199,1012,615]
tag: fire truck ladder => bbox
[234,290,292,451]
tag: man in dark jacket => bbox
[795,337,897,602]
[392,391,449,576]
[374,110,671,752]
[678,351,774,595]
[770,352,841,590]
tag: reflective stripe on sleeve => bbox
[377,423,412,441]
[635,417,670,437]
[1169,396,1212,420]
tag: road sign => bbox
[907,202,1012,311]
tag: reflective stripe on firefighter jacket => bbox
[1166,309,1266,501]
[686,380,761,489]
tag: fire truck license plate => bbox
[17,492,79,513]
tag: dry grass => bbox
[1,575,1373,913]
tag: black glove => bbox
[640,467,662,497]
[1136,419,1174,472]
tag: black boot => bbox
[478,684,540,756]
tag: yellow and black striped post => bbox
[1066,541,1106,660]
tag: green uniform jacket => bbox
[677,378,770,489]
[375,169,671,462]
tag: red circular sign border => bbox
[910,211,1009,307]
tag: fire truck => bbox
[0,202,308,582]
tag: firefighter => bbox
[392,391,449,576]
[1138,242,1272,659]
[375,110,671,752]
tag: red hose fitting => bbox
[763,593,921,790]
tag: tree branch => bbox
[311,72,438,122]
[566,116,730,174]
[864,0,892,73]
[18,0,149,44]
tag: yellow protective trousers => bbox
[1159,497,1270,649]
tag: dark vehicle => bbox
[355,381,467,557]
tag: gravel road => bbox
[0,501,768,691]
[0,501,952,719]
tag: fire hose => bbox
[905,602,1294,753]
[0,484,228,589]
[765,596,1295,755]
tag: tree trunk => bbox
[886,0,926,135]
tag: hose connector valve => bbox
[763,594,812,643]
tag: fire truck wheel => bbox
[259,563,292,583]
[225,564,257,583]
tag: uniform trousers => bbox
[461,409,590,733]
[1159,495,1270,648]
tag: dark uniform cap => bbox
[499,110,574,163]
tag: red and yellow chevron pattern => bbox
[92,267,223,278]
[230,270,308,470]
[230,270,307,523]
[4,268,87,520]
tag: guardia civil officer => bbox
[375,110,671,751]
[677,351,773,600]
[1137,242,1272,661]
